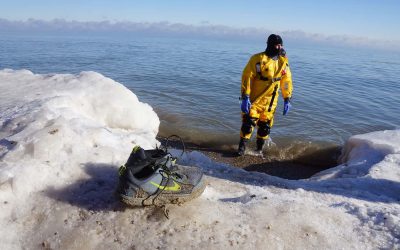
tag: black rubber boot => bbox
[256,138,266,152]
[237,138,248,156]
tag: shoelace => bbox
[152,164,182,201]
[141,156,183,218]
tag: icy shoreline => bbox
[1,70,399,249]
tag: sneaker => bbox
[117,147,206,206]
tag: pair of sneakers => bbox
[117,146,206,206]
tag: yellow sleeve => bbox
[241,55,257,96]
[280,58,293,99]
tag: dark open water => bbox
[1,33,399,158]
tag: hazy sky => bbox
[1,0,399,41]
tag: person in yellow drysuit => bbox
[238,34,293,156]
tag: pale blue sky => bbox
[1,0,399,41]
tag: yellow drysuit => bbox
[240,52,293,139]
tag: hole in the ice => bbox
[158,136,343,180]
[242,145,342,180]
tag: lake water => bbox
[1,33,400,154]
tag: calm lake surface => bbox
[1,33,399,153]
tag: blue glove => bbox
[241,95,251,114]
[283,98,292,115]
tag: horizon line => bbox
[1,18,399,51]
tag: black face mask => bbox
[265,45,280,58]
[265,34,283,58]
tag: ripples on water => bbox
[1,33,399,158]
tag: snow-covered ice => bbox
[0,69,399,249]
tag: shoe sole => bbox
[119,176,207,207]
